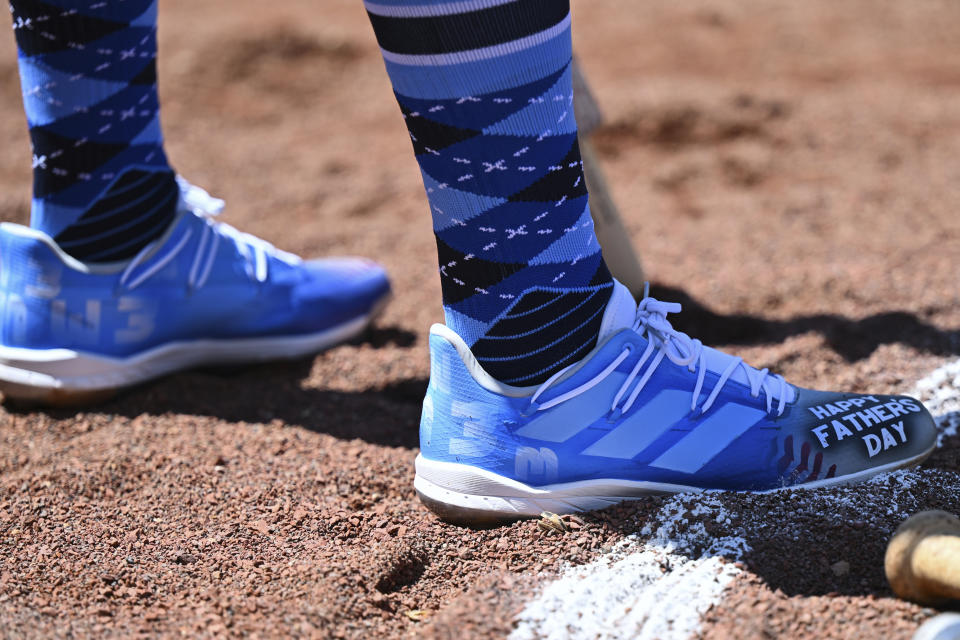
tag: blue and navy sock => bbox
[366,0,614,385]
[10,0,177,263]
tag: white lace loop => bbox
[119,177,300,293]
[525,292,791,419]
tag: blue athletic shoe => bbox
[415,281,937,524]
[0,178,391,404]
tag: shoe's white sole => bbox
[414,444,936,526]
[0,295,390,406]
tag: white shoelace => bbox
[119,177,300,292]
[526,288,790,419]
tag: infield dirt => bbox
[2,1,960,638]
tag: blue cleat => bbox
[0,178,391,404]
[415,281,937,524]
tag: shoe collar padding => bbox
[428,280,638,399]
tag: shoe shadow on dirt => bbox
[576,457,960,601]
[652,283,960,361]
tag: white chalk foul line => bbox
[510,357,960,640]
[911,357,960,446]
[510,493,748,640]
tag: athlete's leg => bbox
[365,0,613,386]
[10,0,176,262]
[0,3,390,404]
[363,1,937,522]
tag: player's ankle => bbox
[40,169,180,264]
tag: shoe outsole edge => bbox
[414,443,936,527]
[0,293,391,406]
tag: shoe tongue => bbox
[598,280,637,341]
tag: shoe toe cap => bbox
[786,390,937,483]
[297,257,390,315]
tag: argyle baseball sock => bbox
[366,0,614,385]
[10,0,177,263]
